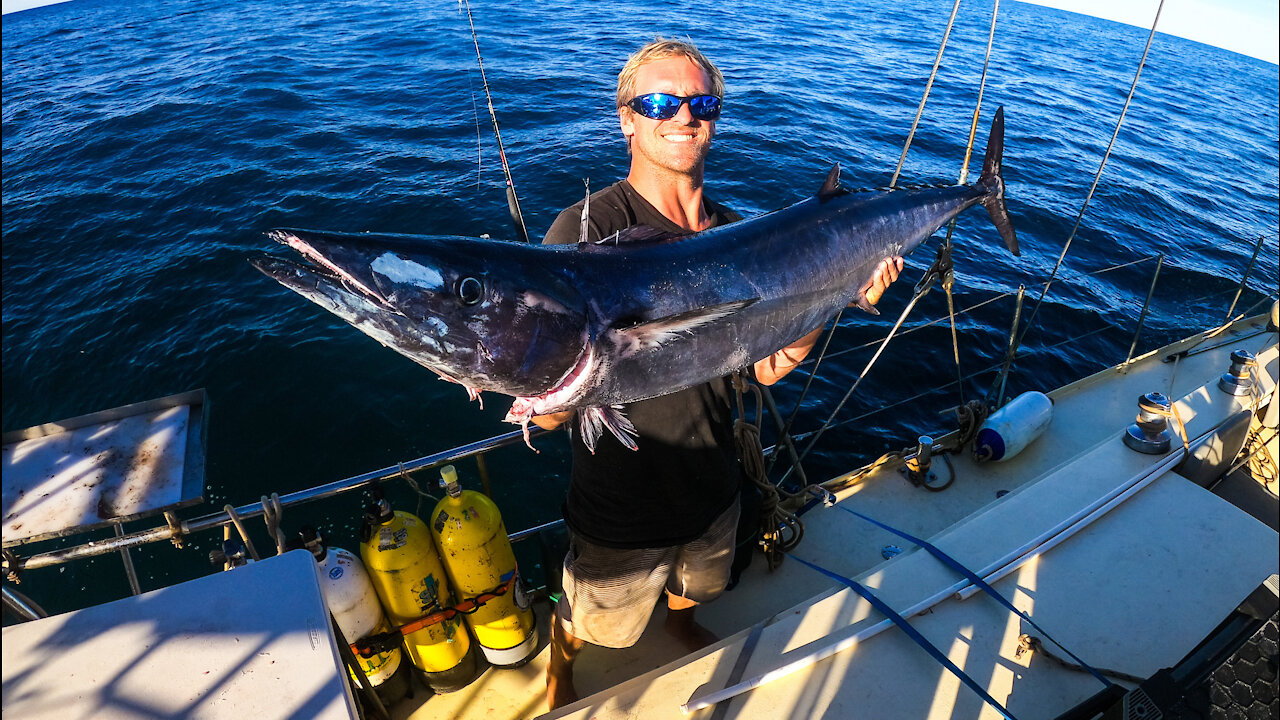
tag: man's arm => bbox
[754,256,903,386]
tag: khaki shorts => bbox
[557,497,740,649]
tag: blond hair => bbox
[615,38,725,110]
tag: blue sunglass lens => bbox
[631,93,721,121]
[689,95,721,120]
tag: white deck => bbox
[1,550,358,720]
[395,314,1278,720]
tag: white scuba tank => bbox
[973,391,1054,462]
[301,527,410,707]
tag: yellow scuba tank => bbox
[430,465,538,667]
[358,488,480,693]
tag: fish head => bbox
[255,229,589,398]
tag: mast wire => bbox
[1010,0,1165,352]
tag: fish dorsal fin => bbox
[817,163,849,203]
[608,298,759,356]
[579,224,683,249]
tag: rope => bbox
[3,549,22,584]
[954,399,992,451]
[223,504,262,561]
[397,462,439,520]
[352,575,516,657]
[733,373,803,569]
[260,493,288,556]
[1238,426,1278,488]
[1017,635,1144,685]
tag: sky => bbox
[1019,0,1279,64]
[1,0,1277,65]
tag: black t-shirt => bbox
[543,180,744,548]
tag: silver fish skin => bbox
[253,107,1018,451]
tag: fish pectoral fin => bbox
[817,163,850,203]
[578,406,637,453]
[851,292,881,316]
[608,298,760,355]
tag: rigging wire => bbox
[459,0,530,243]
[1010,0,1166,353]
[769,0,969,477]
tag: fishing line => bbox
[888,0,963,188]
[458,0,530,243]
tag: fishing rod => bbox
[459,0,531,243]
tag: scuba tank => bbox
[359,488,480,693]
[431,465,538,667]
[299,527,411,708]
[973,391,1054,462]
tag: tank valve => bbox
[209,538,250,569]
[1217,349,1256,396]
[901,435,935,486]
[1123,392,1173,454]
[439,464,463,498]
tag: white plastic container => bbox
[973,391,1054,462]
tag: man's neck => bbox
[626,166,709,232]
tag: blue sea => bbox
[3,0,1277,618]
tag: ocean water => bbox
[3,0,1277,617]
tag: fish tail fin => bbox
[978,106,1020,257]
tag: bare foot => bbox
[665,606,718,653]
[546,664,579,710]
[547,618,583,710]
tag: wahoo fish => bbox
[252,107,1019,451]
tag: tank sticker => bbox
[413,574,441,611]
[329,566,344,580]
[512,571,530,610]
[434,510,449,533]
[377,526,408,551]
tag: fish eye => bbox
[456,276,484,306]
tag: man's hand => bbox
[531,410,574,431]
[755,256,904,385]
[861,256,904,306]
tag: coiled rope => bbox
[734,373,803,569]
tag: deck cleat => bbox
[1217,349,1256,396]
[900,435,935,485]
[1123,392,1174,454]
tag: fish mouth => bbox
[506,338,595,419]
[265,229,396,310]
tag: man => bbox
[533,38,902,710]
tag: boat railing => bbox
[3,242,1275,613]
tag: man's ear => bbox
[619,107,635,142]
